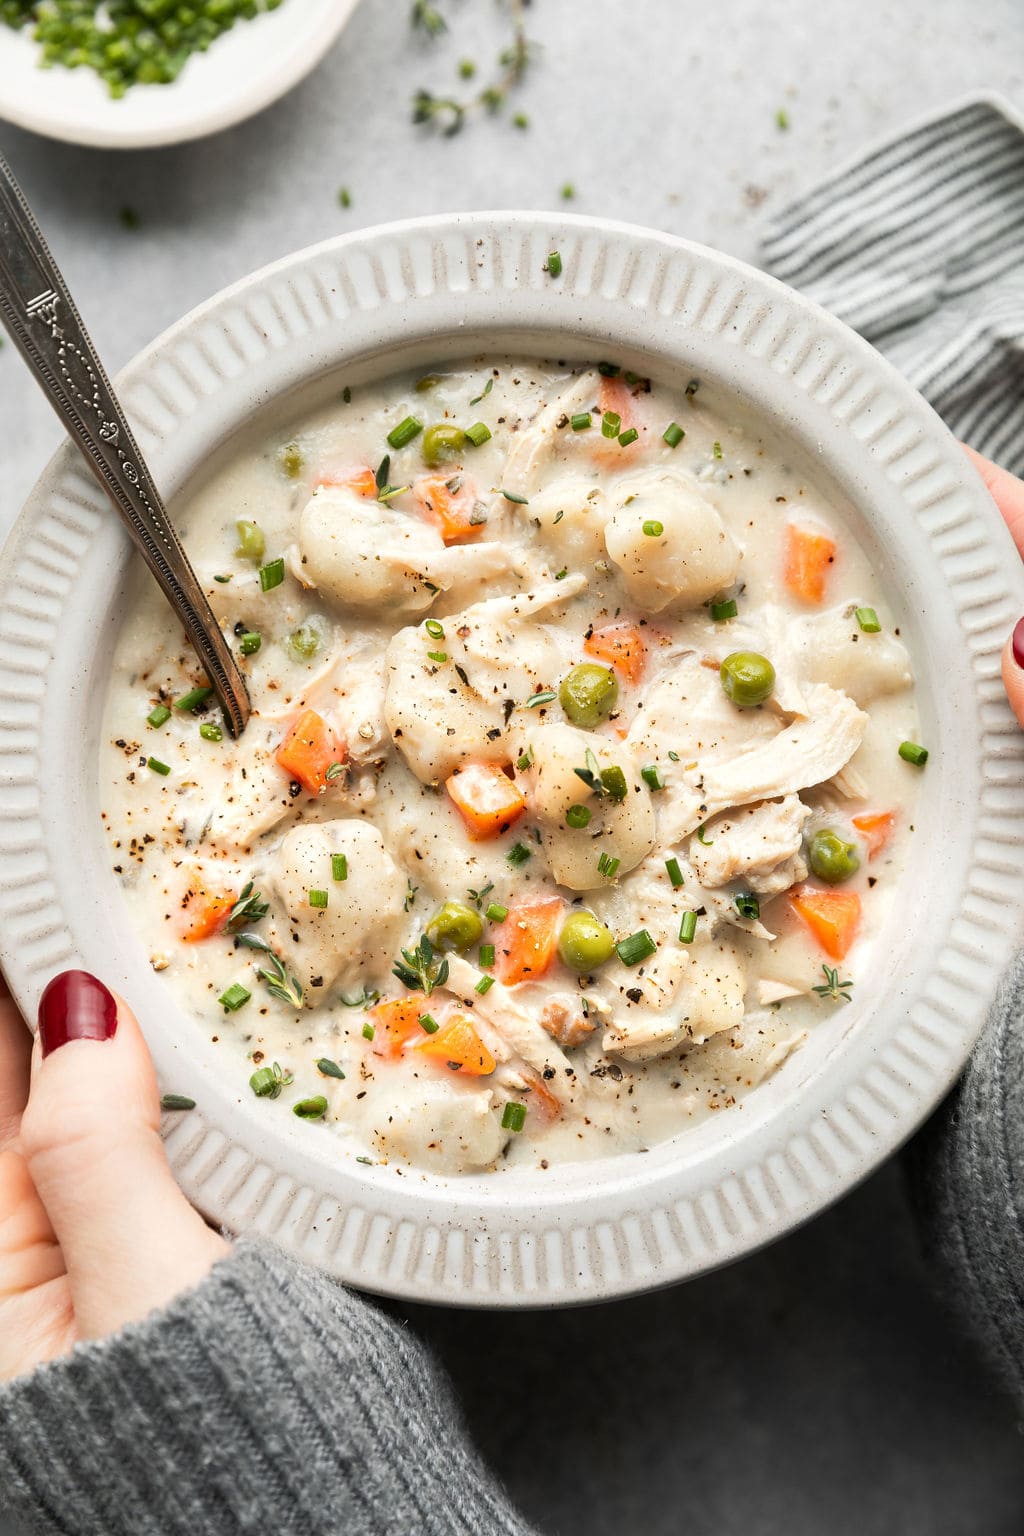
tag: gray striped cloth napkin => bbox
[760,93,1024,476]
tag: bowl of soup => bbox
[2,213,1022,1304]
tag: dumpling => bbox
[604,468,741,611]
[519,722,655,890]
[366,1079,506,1173]
[271,820,406,995]
[294,485,513,617]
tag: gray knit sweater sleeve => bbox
[0,1240,535,1536]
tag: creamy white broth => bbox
[100,357,922,1175]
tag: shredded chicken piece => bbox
[689,796,811,896]
[540,995,597,1049]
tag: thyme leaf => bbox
[393,934,449,998]
[811,964,854,1004]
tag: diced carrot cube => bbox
[314,466,377,497]
[851,811,896,861]
[414,473,484,544]
[275,709,345,796]
[784,522,837,604]
[445,762,526,841]
[415,1013,496,1076]
[584,622,647,684]
[369,997,428,1060]
[789,886,862,960]
[180,885,235,943]
[492,897,563,986]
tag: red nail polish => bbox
[38,970,117,1058]
[1013,618,1024,670]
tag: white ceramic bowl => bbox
[0,0,359,149]
[2,212,1023,1307]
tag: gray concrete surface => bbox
[1,0,1023,1530]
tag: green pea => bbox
[425,899,484,954]
[719,651,776,709]
[807,829,860,885]
[559,663,619,729]
[287,620,325,661]
[235,519,265,563]
[422,424,466,468]
[558,910,616,973]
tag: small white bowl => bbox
[2,212,1023,1307]
[0,0,359,149]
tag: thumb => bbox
[19,970,228,1342]
[1001,629,1024,731]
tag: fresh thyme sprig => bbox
[467,881,494,910]
[811,964,854,1004]
[393,934,449,997]
[236,932,304,1009]
[411,0,535,136]
[226,881,269,934]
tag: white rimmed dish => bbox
[2,212,1022,1307]
[0,0,359,150]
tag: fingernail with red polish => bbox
[1013,618,1024,670]
[38,970,118,1058]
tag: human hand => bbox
[0,969,228,1382]
[964,446,1024,729]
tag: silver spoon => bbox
[0,154,250,738]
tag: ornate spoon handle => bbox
[0,155,250,738]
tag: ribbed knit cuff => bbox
[904,948,1024,1405]
[0,1239,534,1536]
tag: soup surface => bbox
[100,358,922,1175]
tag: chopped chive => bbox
[293,1096,328,1120]
[386,415,423,449]
[696,823,713,845]
[259,558,285,592]
[502,1101,527,1132]
[199,722,223,743]
[501,489,530,505]
[601,411,621,439]
[554,568,568,580]
[174,685,212,712]
[338,186,352,208]
[362,1022,375,1040]
[561,183,575,200]
[734,892,760,921]
[526,689,556,708]
[641,765,663,791]
[547,251,563,278]
[419,1013,440,1034]
[663,422,685,448]
[570,411,592,431]
[679,911,697,944]
[250,1066,284,1098]
[486,902,509,922]
[479,943,496,968]
[566,804,591,829]
[316,1057,346,1079]
[308,889,329,909]
[712,440,723,460]
[465,421,492,447]
[517,747,534,770]
[147,756,171,776]
[331,854,348,882]
[619,427,639,448]
[642,519,664,537]
[597,361,621,377]
[855,606,881,633]
[775,107,790,130]
[213,574,232,584]
[507,842,532,867]
[219,982,251,1012]
[476,975,495,995]
[427,650,448,664]
[616,928,657,966]
[668,750,680,761]
[425,618,445,640]
[147,703,171,728]
[513,112,529,128]
[240,631,262,655]
[597,852,620,878]
[710,597,738,621]
[160,1093,196,1111]
[899,740,928,766]
[665,856,684,888]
